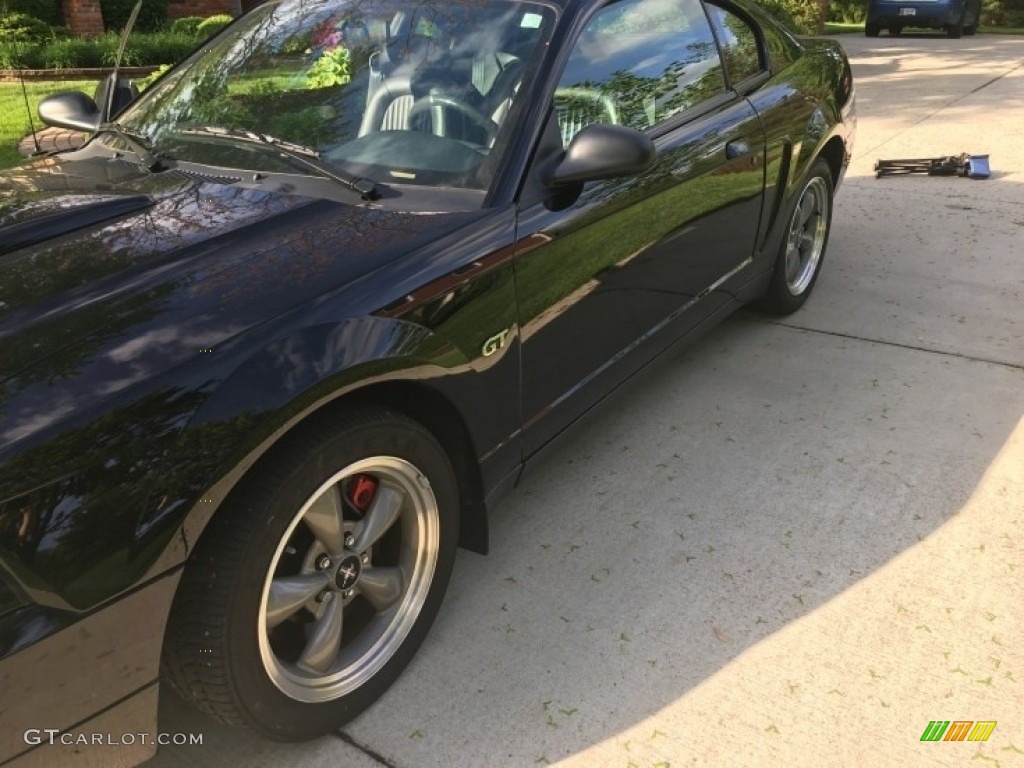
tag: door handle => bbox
[725,140,749,160]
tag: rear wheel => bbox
[162,407,460,740]
[755,160,834,316]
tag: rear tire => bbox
[162,407,460,740]
[754,160,834,316]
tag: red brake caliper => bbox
[346,473,378,514]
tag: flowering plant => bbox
[306,45,351,88]
[311,20,343,50]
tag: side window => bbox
[554,0,726,146]
[706,4,763,86]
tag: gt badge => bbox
[481,329,510,357]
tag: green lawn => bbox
[824,21,865,34]
[0,80,100,169]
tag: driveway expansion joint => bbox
[760,320,1024,373]
[334,731,401,768]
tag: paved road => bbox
[149,35,1024,768]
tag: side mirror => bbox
[38,91,102,133]
[546,123,656,187]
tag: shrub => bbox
[0,40,27,68]
[828,0,868,23]
[99,34,139,66]
[46,37,108,68]
[196,14,233,38]
[136,63,170,90]
[99,0,169,32]
[0,30,200,69]
[981,0,1024,25]
[306,46,350,88]
[0,0,62,26]
[756,0,821,33]
[170,16,205,35]
[0,12,58,42]
[131,30,199,63]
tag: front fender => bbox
[172,314,469,541]
[176,225,522,563]
[190,315,453,427]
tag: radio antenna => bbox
[16,44,42,155]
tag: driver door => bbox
[516,0,766,455]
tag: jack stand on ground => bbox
[875,153,990,179]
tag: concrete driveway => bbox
[149,35,1024,768]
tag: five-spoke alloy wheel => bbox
[259,456,440,703]
[757,159,834,315]
[163,408,459,740]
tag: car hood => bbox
[0,153,484,447]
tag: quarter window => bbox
[554,0,725,145]
[706,4,763,86]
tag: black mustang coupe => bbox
[0,0,854,764]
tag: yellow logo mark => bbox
[921,720,996,742]
[482,329,510,357]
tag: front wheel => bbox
[162,408,460,740]
[755,160,834,316]
[865,23,881,37]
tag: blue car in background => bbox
[865,0,980,37]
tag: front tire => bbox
[865,23,881,37]
[162,407,460,740]
[755,160,834,316]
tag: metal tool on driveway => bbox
[875,153,991,179]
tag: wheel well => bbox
[349,381,488,554]
[180,379,489,586]
[238,380,488,555]
[819,136,846,188]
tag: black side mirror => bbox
[546,123,656,187]
[38,91,102,133]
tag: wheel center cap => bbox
[335,555,362,590]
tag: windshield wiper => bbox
[97,123,166,172]
[178,126,380,201]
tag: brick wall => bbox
[62,0,105,37]
[167,0,233,19]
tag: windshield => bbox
[117,0,555,191]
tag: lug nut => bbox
[316,591,333,603]
[345,534,355,548]
[344,590,354,598]
[315,554,331,570]
[361,554,369,564]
